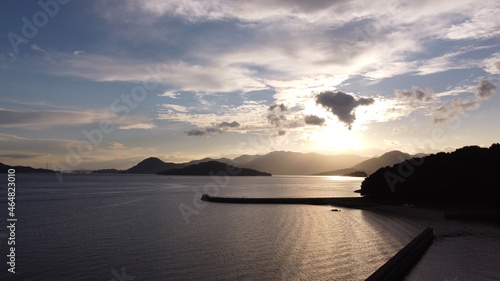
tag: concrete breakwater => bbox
[200,194,379,207]
[365,227,434,281]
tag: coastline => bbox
[201,194,500,221]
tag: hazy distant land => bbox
[3,144,500,215]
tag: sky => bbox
[0,0,499,170]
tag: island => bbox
[157,161,272,176]
[0,162,55,174]
[342,171,367,177]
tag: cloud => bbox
[394,80,496,125]
[444,7,500,40]
[475,80,497,100]
[107,142,126,149]
[315,91,374,129]
[186,128,206,136]
[118,123,156,130]
[46,53,266,93]
[269,103,288,112]
[429,98,479,124]
[186,127,223,137]
[267,103,289,135]
[267,114,286,127]
[0,108,112,129]
[31,44,46,52]
[395,86,436,109]
[0,133,28,142]
[304,115,325,126]
[185,121,241,137]
[396,86,435,103]
[0,152,49,159]
[161,104,192,113]
[73,50,87,56]
[0,134,80,161]
[215,121,240,128]
[158,101,269,133]
[159,91,180,98]
[126,0,347,22]
[185,122,240,137]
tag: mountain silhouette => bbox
[0,162,54,173]
[360,144,500,205]
[125,157,185,174]
[158,161,271,176]
[316,151,414,176]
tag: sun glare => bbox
[308,125,365,153]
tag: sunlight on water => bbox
[6,174,500,280]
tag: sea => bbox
[1,173,499,280]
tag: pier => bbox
[365,227,434,281]
[200,194,380,208]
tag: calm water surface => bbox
[1,174,498,280]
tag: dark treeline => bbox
[361,144,500,205]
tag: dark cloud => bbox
[186,127,223,136]
[429,98,479,125]
[315,91,374,129]
[395,86,434,105]
[452,98,478,111]
[215,121,240,128]
[186,122,238,137]
[186,128,207,136]
[475,80,497,100]
[267,114,286,127]
[269,103,288,112]
[304,115,325,126]
[206,127,224,134]
[0,153,49,159]
[267,104,289,136]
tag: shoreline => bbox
[201,194,500,221]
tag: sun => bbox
[307,124,366,153]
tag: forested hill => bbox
[158,161,271,176]
[360,144,500,205]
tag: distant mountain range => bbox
[232,151,368,175]
[1,150,423,176]
[315,151,425,176]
